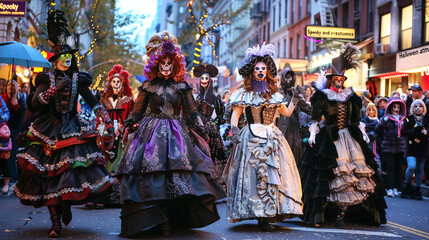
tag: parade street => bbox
[0,193,428,240]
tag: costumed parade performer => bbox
[223,43,303,231]
[193,64,228,182]
[276,65,312,162]
[115,34,226,237]
[299,43,387,228]
[85,65,134,209]
[12,9,114,238]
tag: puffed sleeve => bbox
[31,72,52,111]
[309,90,326,122]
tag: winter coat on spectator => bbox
[401,101,429,159]
[374,98,406,154]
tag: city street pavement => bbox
[1,189,429,240]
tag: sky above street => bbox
[116,0,158,52]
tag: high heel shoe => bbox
[258,219,275,231]
[335,210,348,229]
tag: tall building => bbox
[269,0,312,85]
[371,0,429,95]
[212,0,257,93]
[308,0,375,92]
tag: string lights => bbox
[187,0,231,64]
[75,0,100,62]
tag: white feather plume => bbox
[315,69,328,90]
[245,42,275,59]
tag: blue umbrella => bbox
[0,41,52,68]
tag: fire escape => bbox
[319,0,336,27]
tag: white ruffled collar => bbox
[229,87,285,108]
[322,87,354,102]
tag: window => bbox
[425,0,429,42]
[380,13,391,45]
[273,6,276,32]
[305,36,309,58]
[263,25,266,42]
[278,42,281,57]
[343,3,349,27]
[285,0,288,24]
[401,5,413,50]
[291,0,295,24]
[284,39,287,57]
[290,37,293,58]
[367,0,374,33]
[307,0,310,15]
[279,1,282,27]
[299,0,302,20]
[297,35,301,58]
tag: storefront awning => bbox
[275,58,309,72]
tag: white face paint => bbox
[413,103,424,116]
[253,62,267,81]
[111,77,122,94]
[159,56,173,76]
[392,103,401,115]
[200,74,210,88]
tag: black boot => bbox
[335,210,347,229]
[413,187,423,200]
[48,206,62,238]
[61,201,72,226]
[258,218,275,231]
[400,184,412,199]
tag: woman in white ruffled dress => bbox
[223,43,302,231]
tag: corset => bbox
[196,100,215,120]
[245,106,277,125]
[335,102,347,129]
[50,72,79,114]
[148,90,182,117]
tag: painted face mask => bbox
[111,77,122,94]
[391,103,401,115]
[332,76,346,89]
[253,62,267,81]
[58,53,72,68]
[200,74,210,88]
[159,56,173,76]
[413,103,424,116]
[0,124,10,140]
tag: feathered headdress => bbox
[47,9,78,62]
[237,43,277,77]
[327,43,360,80]
[144,40,187,82]
[106,64,132,97]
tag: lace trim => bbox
[17,152,105,172]
[322,87,354,102]
[29,124,58,145]
[12,175,112,202]
[229,87,285,108]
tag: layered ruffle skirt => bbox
[223,123,303,223]
[327,129,375,207]
[116,115,226,237]
[13,112,113,207]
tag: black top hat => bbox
[326,43,360,81]
[47,9,78,62]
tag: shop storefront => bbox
[396,44,429,91]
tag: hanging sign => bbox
[305,25,355,40]
[396,44,429,71]
[0,1,26,18]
